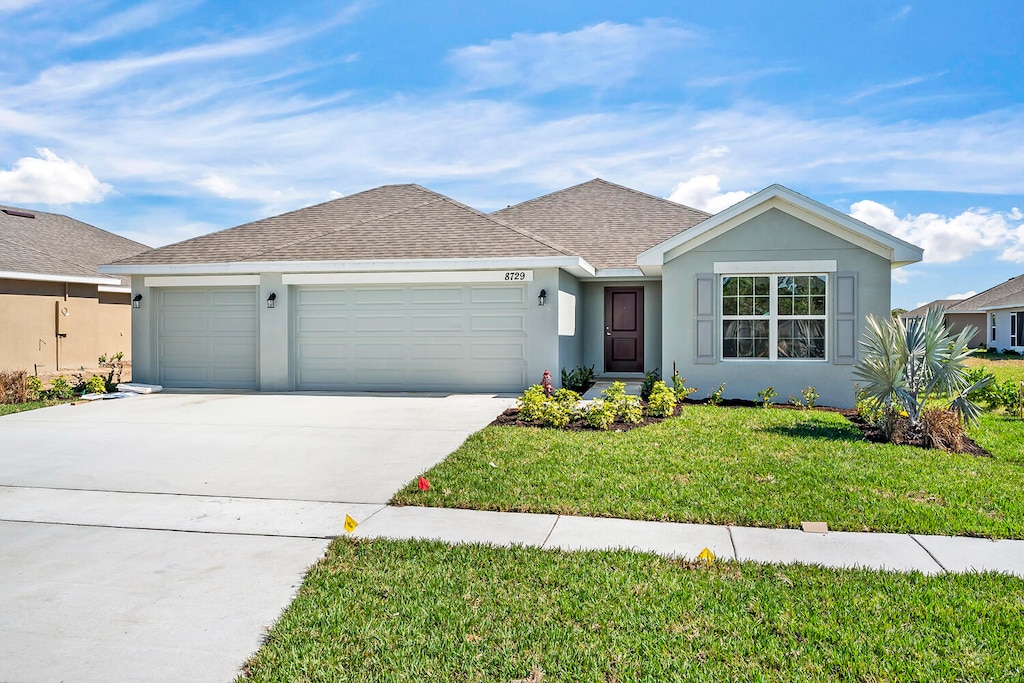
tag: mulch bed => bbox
[492,398,991,455]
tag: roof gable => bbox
[492,178,710,272]
[637,184,924,275]
[0,204,149,285]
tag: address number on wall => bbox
[503,271,532,281]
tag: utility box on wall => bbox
[55,300,72,337]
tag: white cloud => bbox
[945,290,977,300]
[0,0,43,12]
[64,1,198,45]
[447,20,695,92]
[667,175,751,213]
[844,72,946,104]
[850,199,1024,264]
[0,148,112,204]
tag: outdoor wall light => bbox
[537,289,547,306]
[132,293,142,309]
[267,292,277,309]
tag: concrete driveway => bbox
[0,392,511,683]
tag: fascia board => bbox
[0,270,121,286]
[100,256,596,277]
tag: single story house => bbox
[944,275,1024,352]
[1,205,149,373]
[102,180,923,407]
[901,299,986,348]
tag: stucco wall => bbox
[662,207,892,408]
[557,271,583,377]
[945,312,986,348]
[580,279,662,376]
[990,308,1024,351]
[0,278,132,372]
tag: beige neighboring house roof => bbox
[109,184,576,271]
[947,274,1024,312]
[901,299,963,319]
[0,205,149,287]
[492,178,711,272]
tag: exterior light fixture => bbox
[132,293,142,309]
[538,289,547,306]
[267,292,277,309]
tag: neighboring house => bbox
[1,205,150,373]
[944,275,1024,352]
[901,299,986,348]
[102,180,922,407]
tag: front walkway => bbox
[349,504,1024,577]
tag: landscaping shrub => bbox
[707,383,725,406]
[802,386,820,409]
[645,381,677,417]
[639,369,660,401]
[517,385,548,422]
[560,365,596,393]
[599,381,643,424]
[48,376,75,401]
[921,408,967,452]
[757,386,777,408]
[670,370,698,400]
[854,307,991,442]
[0,370,31,404]
[583,399,616,430]
[99,352,126,387]
[84,375,107,395]
[995,379,1024,419]
[26,375,42,401]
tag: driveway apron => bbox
[0,392,511,683]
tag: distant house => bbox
[103,180,922,408]
[901,298,986,348]
[0,206,150,373]
[907,276,1024,351]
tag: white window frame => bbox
[992,313,998,343]
[720,273,829,362]
[1012,312,1020,347]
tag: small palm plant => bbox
[853,307,993,442]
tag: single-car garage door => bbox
[156,287,259,389]
[293,284,527,392]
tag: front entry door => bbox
[604,287,644,373]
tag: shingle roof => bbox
[491,178,711,270]
[0,205,149,285]
[948,275,1024,312]
[901,299,962,318]
[111,184,573,266]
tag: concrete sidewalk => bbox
[349,505,1024,577]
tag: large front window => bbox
[722,274,827,360]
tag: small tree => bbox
[853,307,992,441]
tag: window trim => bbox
[1012,312,1020,347]
[992,313,998,343]
[720,272,829,362]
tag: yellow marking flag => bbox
[344,514,358,533]
[697,547,715,564]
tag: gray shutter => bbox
[695,273,717,364]
[833,272,857,364]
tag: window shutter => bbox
[833,272,857,364]
[695,273,717,364]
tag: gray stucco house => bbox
[102,179,923,407]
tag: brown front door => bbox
[604,287,644,373]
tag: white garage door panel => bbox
[294,284,527,392]
[157,287,259,389]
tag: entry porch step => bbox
[581,378,644,400]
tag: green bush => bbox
[48,376,74,401]
[84,375,107,395]
[707,383,726,406]
[757,386,777,409]
[639,369,660,401]
[646,381,677,417]
[598,381,643,424]
[517,385,548,422]
[561,365,596,393]
[583,399,616,430]
[26,375,42,401]
[995,379,1024,419]
[802,386,820,409]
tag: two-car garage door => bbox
[293,284,528,392]
[154,283,528,392]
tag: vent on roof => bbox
[2,208,35,219]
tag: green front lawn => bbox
[393,405,1024,538]
[967,355,1024,383]
[240,538,1024,682]
[0,400,68,416]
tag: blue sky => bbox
[0,1,1022,309]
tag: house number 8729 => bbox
[504,272,527,281]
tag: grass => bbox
[240,538,1024,682]
[0,400,68,416]
[393,405,1024,538]
[966,355,1024,383]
